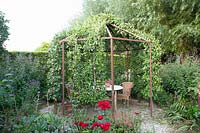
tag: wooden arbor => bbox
[60,23,154,118]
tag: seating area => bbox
[117,82,134,106]
[104,81,134,108]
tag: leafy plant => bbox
[47,14,162,104]
[0,11,9,55]
[0,52,48,132]
[162,57,200,131]
[14,113,67,133]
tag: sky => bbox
[0,0,83,51]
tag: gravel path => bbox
[117,99,179,133]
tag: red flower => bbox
[79,121,84,126]
[81,123,88,128]
[91,122,99,130]
[104,122,111,127]
[77,121,88,129]
[99,122,111,131]
[134,112,140,115]
[74,121,78,125]
[98,115,103,120]
[98,101,111,110]
[103,125,110,131]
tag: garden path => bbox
[118,99,179,133]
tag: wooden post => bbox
[106,25,115,120]
[110,38,115,120]
[93,49,97,89]
[149,43,153,117]
[62,42,65,115]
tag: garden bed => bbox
[39,99,182,133]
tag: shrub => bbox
[160,58,199,98]
[14,113,67,133]
[161,57,200,131]
[0,52,48,132]
[71,86,107,105]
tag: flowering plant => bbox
[74,100,112,132]
[112,111,141,132]
[72,100,141,132]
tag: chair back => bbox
[65,83,72,96]
[122,82,133,96]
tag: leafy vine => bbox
[47,14,162,104]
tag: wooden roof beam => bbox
[110,24,152,43]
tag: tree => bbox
[82,0,200,57]
[83,0,109,17]
[35,42,50,52]
[0,11,9,55]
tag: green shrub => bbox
[72,87,107,105]
[161,57,200,131]
[14,113,67,133]
[160,58,199,98]
[0,52,48,131]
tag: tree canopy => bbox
[35,42,50,52]
[83,0,200,56]
[0,11,9,55]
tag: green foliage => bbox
[161,57,200,131]
[14,113,67,133]
[0,11,9,55]
[35,41,50,52]
[160,58,199,97]
[47,14,162,106]
[72,87,107,105]
[82,0,200,55]
[47,33,65,101]
[0,52,48,94]
[0,52,48,131]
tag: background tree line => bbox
[82,0,200,62]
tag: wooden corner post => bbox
[149,43,153,117]
[62,42,65,115]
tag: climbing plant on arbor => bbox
[47,14,162,105]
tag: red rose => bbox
[91,122,99,130]
[74,121,78,125]
[99,123,104,129]
[79,121,88,128]
[103,125,110,131]
[81,123,88,128]
[99,122,111,131]
[98,101,111,110]
[104,122,111,126]
[98,115,103,120]
[103,122,111,131]
[79,121,84,126]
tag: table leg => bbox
[114,91,117,111]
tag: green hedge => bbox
[0,51,49,131]
[160,58,200,128]
[0,52,47,108]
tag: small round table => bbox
[105,85,123,111]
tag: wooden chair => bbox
[65,83,72,98]
[117,82,133,106]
